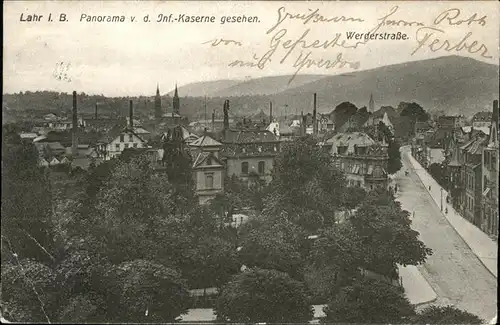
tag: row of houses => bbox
[412,100,499,240]
[24,91,395,205]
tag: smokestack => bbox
[313,93,317,135]
[493,100,499,124]
[72,91,78,156]
[223,100,230,131]
[129,100,133,128]
[212,109,215,132]
[269,102,273,123]
[95,103,98,120]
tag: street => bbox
[395,147,498,321]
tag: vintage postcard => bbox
[2,0,498,324]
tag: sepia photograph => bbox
[2,0,499,323]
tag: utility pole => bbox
[440,187,443,212]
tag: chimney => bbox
[72,91,78,156]
[223,100,230,131]
[95,103,98,119]
[313,93,317,135]
[493,100,499,124]
[212,109,215,132]
[129,100,134,128]
[269,102,273,123]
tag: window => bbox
[124,143,129,149]
[205,173,214,189]
[241,162,249,174]
[115,144,120,150]
[120,134,124,142]
[258,161,265,174]
[207,156,212,165]
[133,143,138,148]
[129,134,133,142]
[484,176,488,190]
[492,153,497,168]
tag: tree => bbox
[305,223,364,300]
[322,277,415,323]
[387,138,403,174]
[334,101,358,130]
[398,102,430,123]
[266,136,347,232]
[215,268,313,323]
[2,132,56,264]
[1,259,58,323]
[110,259,191,322]
[238,215,307,279]
[181,235,240,289]
[341,186,367,210]
[349,189,432,275]
[411,305,483,324]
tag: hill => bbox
[266,55,499,116]
[211,74,329,97]
[166,80,241,97]
[3,56,498,121]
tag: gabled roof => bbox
[222,129,279,143]
[190,134,222,147]
[326,132,376,146]
[192,151,224,168]
[99,126,146,144]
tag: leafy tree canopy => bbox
[399,102,430,122]
[322,277,415,324]
[266,136,347,232]
[411,305,483,324]
[215,268,313,323]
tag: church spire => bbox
[154,83,162,119]
[173,83,180,115]
[369,93,374,113]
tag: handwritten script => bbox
[203,5,493,84]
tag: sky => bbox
[3,0,499,96]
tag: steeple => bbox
[173,83,180,115]
[369,93,374,113]
[487,99,498,148]
[154,83,162,119]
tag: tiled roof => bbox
[472,112,492,122]
[99,126,145,144]
[222,129,279,143]
[192,152,224,168]
[326,132,376,146]
[190,135,222,147]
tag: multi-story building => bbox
[220,129,280,183]
[325,132,389,190]
[459,133,488,226]
[480,100,498,239]
[189,134,225,204]
[472,111,492,128]
[92,126,149,160]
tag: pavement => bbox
[405,149,498,278]
[396,146,497,321]
[397,264,437,306]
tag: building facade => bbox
[189,135,225,204]
[480,100,499,239]
[326,132,389,190]
[219,129,280,183]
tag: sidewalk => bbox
[398,264,437,306]
[406,150,498,278]
[179,305,327,323]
